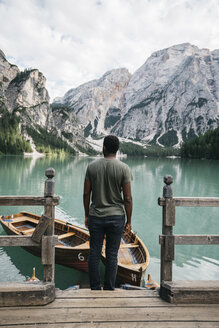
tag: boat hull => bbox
[0,212,149,286]
[0,214,89,273]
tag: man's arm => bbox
[83,178,91,228]
[122,182,133,231]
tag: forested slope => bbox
[180,127,219,159]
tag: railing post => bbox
[160,175,175,283]
[43,168,56,283]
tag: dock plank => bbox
[3,324,219,328]
[55,288,158,298]
[0,297,169,310]
[0,289,218,327]
[0,305,219,325]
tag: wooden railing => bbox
[158,175,219,302]
[0,168,59,283]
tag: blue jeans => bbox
[88,215,125,290]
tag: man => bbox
[83,135,133,290]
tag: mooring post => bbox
[160,175,175,284]
[43,168,56,283]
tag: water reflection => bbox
[1,245,90,289]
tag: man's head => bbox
[103,135,119,155]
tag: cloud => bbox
[0,0,219,100]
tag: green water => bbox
[0,155,218,289]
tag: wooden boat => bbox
[0,212,90,273]
[0,212,149,286]
[107,228,149,286]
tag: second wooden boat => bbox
[0,212,149,286]
[102,228,149,286]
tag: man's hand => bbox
[122,182,132,233]
[85,216,89,229]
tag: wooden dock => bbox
[0,171,219,326]
[0,288,219,327]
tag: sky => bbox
[0,0,219,101]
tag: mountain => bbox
[55,43,219,147]
[0,50,50,127]
[0,50,90,155]
[1,43,219,155]
[113,43,219,146]
[53,68,131,137]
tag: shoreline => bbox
[24,151,45,158]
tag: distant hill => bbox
[180,127,219,159]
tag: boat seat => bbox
[119,243,139,248]
[21,228,35,235]
[125,263,143,270]
[102,243,139,249]
[74,241,90,249]
[10,217,28,223]
[58,232,75,240]
[10,216,39,224]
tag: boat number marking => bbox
[78,253,85,261]
[131,274,137,282]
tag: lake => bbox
[0,155,218,289]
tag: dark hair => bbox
[103,135,119,154]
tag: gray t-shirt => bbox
[85,157,132,217]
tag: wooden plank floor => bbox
[0,288,219,327]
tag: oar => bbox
[54,217,89,232]
[66,222,88,231]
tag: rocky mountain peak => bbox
[112,43,219,146]
[54,68,131,136]
[0,52,19,95]
[52,43,219,147]
[0,50,89,155]
[5,68,49,113]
